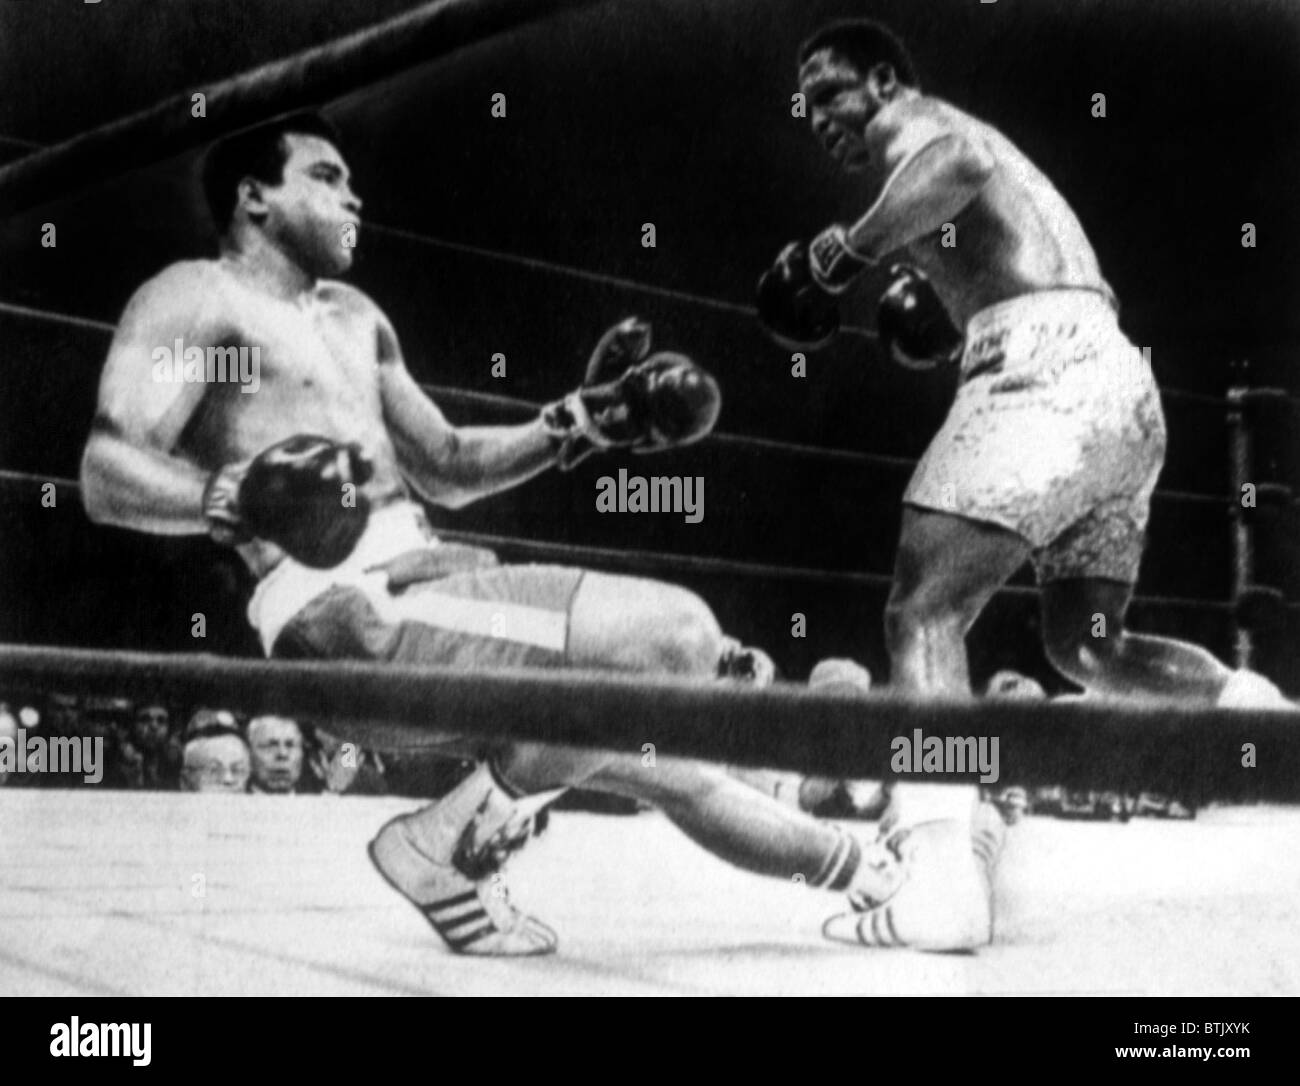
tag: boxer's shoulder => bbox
[877,94,981,138]
[317,278,381,318]
[122,258,224,315]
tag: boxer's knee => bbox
[569,574,723,676]
[641,587,723,675]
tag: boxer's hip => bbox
[959,288,1138,385]
[246,501,496,655]
[905,289,1167,548]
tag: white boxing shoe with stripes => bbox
[368,762,560,956]
[822,811,1005,953]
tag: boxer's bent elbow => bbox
[79,435,116,525]
[79,430,140,527]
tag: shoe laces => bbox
[847,831,910,911]
[452,808,538,882]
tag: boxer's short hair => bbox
[201,111,343,233]
[798,20,919,88]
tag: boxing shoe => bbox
[985,785,1030,825]
[1217,669,1293,710]
[368,763,560,956]
[823,808,1004,953]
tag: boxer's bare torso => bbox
[88,257,411,576]
[800,50,1111,327]
[85,253,558,581]
[876,98,1111,327]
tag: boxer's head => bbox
[247,715,304,794]
[798,20,918,171]
[202,112,361,277]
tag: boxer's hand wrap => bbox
[876,263,964,371]
[542,318,722,471]
[202,434,374,569]
[807,223,875,294]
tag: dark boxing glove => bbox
[542,317,722,471]
[203,434,374,569]
[756,225,873,350]
[876,264,964,371]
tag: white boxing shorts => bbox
[903,289,1167,583]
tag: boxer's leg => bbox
[565,571,724,674]
[884,505,1030,696]
[382,568,908,904]
[489,571,726,791]
[1036,497,1289,707]
[583,752,897,898]
[1041,578,1287,706]
[875,506,1021,937]
[1041,577,1229,699]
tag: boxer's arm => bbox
[845,106,994,259]
[375,312,557,509]
[80,266,214,533]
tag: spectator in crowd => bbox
[180,726,251,794]
[122,702,183,790]
[81,697,137,789]
[247,715,305,794]
[984,669,1048,701]
[185,707,240,739]
[45,693,80,738]
[304,723,389,796]
[40,693,88,788]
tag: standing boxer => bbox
[759,19,1289,706]
[758,19,1290,948]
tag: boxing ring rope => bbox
[0,299,1248,511]
[1,643,1297,803]
[0,467,1241,619]
[0,0,606,217]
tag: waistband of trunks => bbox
[960,287,1123,380]
[964,287,1118,341]
[247,500,444,654]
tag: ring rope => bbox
[367,222,800,330]
[0,468,1239,615]
[0,642,1295,801]
[0,0,605,217]
[0,299,1252,506]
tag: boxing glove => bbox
[757,226,873,350]
[543,318,722,470]
[203,434,374,568]
[876,264,964,370]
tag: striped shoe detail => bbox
[854,904,905,948]
[970,826,1002,870]
[421,891,500,951]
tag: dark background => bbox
[0,0,1296,690]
